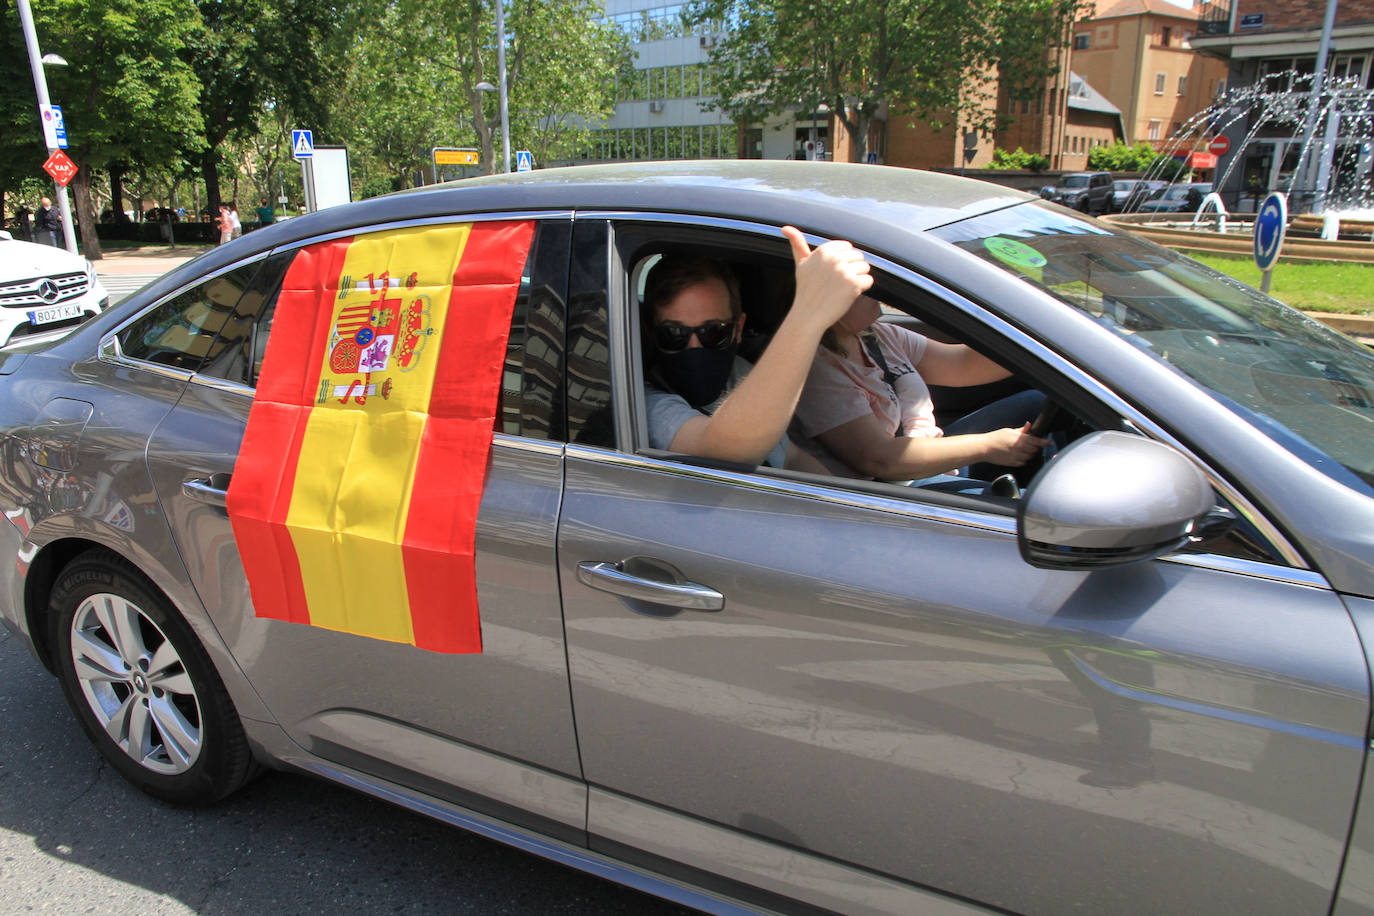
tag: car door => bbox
[555,216,1370,914]
[145,216,587,839]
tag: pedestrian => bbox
[34,197,60,246]
[15,206,31,242]
[255,197,275,227]
[216,204,233,246]
[229,202,243,240]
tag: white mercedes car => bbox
[0,230,109,347]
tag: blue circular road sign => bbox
[1254,192,1288,272]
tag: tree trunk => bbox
[471,90,496,176]
[70,167,104,261]
[201,150,222,218]
[109,164,131,223]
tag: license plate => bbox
[28,303,83,325]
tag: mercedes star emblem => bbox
[37,280,60,303]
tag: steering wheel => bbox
[1029,399,1068,438]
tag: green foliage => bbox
[185,0,352,208]
[989,147,1050,171]
[39,0,206,171]
[337,0,628,184]
[1087,141,1157,172]
[691,0,1089,161]
[1087,141,1187,180]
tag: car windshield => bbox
[933,202,1374,494]
[1061,176,1090,188]
[1113,181,1134,191]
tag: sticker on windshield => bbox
[227,220,534,654]
[983,237,1047,270]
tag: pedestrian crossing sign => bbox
[292,129,314,160]
[515,150,533,172]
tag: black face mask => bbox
[655,345,736,408]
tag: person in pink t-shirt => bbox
[794,294,1048,482]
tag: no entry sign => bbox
[1208,135,1231,156]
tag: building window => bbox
[1148,120,1162,140]
[1154,73,1166,94]
[1161,26,1172,46]
[1177,75,1188,96]
[1074,33,1089,50]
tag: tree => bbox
[0,0,50,222]
[340,0,627,182]
[2,0,205,256]
[183,0,352,216]
[692,0,1088,162]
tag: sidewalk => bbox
[93,244,208,276]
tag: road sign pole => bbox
[17,0,77,254]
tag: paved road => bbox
[99,272,166,304]
[0,625,698,915]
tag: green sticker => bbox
[983,237,1047,270]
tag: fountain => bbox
[1110,70,1374,248]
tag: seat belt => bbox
[858,329,902,437]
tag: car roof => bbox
[400,161,1036,232]
[119,162,1041,313]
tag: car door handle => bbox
[576,561,724,611]
[182,475,230,509]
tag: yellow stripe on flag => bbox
[284,224,472,643]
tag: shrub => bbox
[989,147,1050,171]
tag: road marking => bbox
[98,272,164,304]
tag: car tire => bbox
[49,549,256,805]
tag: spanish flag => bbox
[226,220,534,654]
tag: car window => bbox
[117,262,262,371]
[198,252,293,386]
[609,221,1079,496]
[933,201,1374,502]
[497,220,570,441]
[566,220,614,447]
[194,223,567,446]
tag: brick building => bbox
[1071,0,1230,147]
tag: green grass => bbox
[1180,249,1374,314]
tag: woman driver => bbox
[792,294,1049,484]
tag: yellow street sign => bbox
[433,148,479,165]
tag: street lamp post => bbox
[16,0,78,254]
[494,0,511,174]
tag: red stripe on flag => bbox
[401,220,534,653]
[228,238,353,625]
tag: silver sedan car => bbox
[2,163,1373,915]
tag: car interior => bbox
[618,224,1100,513]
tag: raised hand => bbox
[782,225,872,327]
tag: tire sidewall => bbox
[49,552,247,805]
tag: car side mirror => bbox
[0,230,12,241]
[1017,431,1215,570]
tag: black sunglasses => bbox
[653,319,735,352]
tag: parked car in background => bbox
[0,230,109,347]
[1112,179,1166,212]
[1139,182,1214,213]
[3,162,1374,915]
[1039,170,1115,214]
